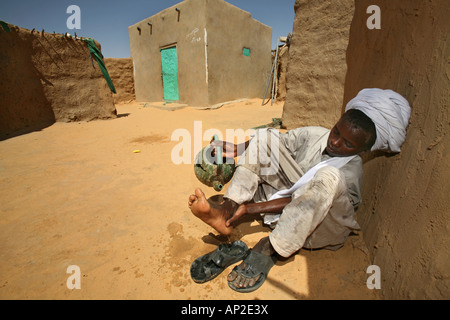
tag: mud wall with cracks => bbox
[281,0,448,299]
[104,58,135,104]
[0,24,116,137]
[343,0,449,299]
[281,0,354,130]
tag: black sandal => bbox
[190,240,249,283]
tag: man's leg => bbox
[223,166,260,204]
[237,128,303,190]
[227,166,350,290]
[269,166,349,257]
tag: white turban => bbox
[345,88,411,153]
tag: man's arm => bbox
[225,197,291,227]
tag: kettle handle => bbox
[212,134,223,165]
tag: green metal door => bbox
[160,46,179,102]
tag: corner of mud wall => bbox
[274,45,289,102]
[281,0,355,129]
[344,0,449,299]
[0,25,116,138]
[104,58,136,104]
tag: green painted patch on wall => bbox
[243,47,251,57]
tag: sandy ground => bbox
[0,99,380,300]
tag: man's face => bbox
[326,117,369,157]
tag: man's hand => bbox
[226,203,248,227]
[210,138,252,159]
[210,139,237,158]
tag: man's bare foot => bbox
[188,188,237,236]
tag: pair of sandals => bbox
[190,240,276,293]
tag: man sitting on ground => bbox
[188,88,411,292]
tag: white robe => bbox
[224,127,362,257]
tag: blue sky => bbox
[0,0,295,58]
